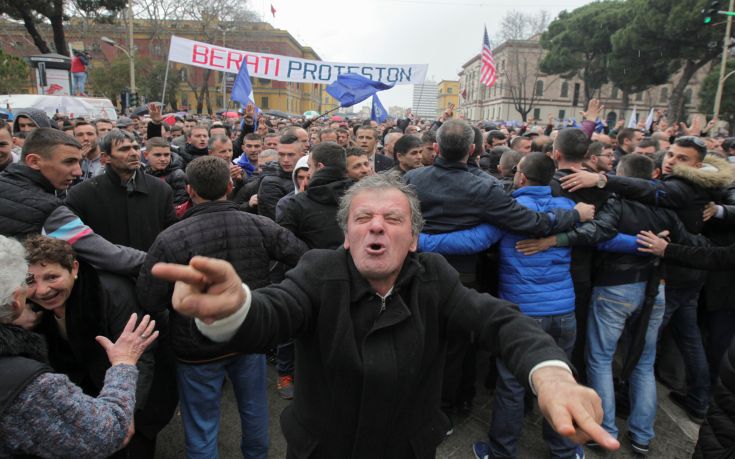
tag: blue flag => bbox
[371,94,388,123]
[231,62,255,107]
[326,73,394,107]
[230,62,261,140]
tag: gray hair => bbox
[259,149,278,162]
[207,134,231,151]
[436,119,474,161]
[0,236,28,323]
[337,172,424,237]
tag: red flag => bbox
[480,26,497,88]
[271,4,276,17]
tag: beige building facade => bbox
[458,36,709,124]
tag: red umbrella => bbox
[220,111,240,118]
[162,115,177,126]
[330,115,344,121]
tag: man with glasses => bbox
[585,141,614,174]
[561,135,735,424]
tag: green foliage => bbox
[0,50,30,94]
[539,1,628,105]
[88,55,183,106]
[699,61,735,125]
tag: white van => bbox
[0,94,118,120]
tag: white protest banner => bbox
[167,35,427,86]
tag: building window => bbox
[635,92,643,102]
[535,81,544,97]
[558,109,566,119]
[660,87,669,103]
[533,108,541,119]
[606,111,618,126]
[560,82,569,98]
[684,88,693,105]
[261,97,269,109]
[611,87,619,99]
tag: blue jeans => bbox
[72,72,87,95]
[586,282,665,445]
[177,354,269,459]
[488,312,577,458]
[661,285,710,414]
[277,340,294,376]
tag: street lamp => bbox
[101,36,136,97]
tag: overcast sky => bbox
[253,0,594,112]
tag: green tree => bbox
[137,60,183,111]
[0,0,126,56]
[699,61,735,128]
[539,1,627,108]
[87,55,137,105]
[615,0,733,122]
[0,50,30,94]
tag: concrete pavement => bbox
[156,354,698,458]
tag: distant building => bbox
[458,35,709,124]
[0,18,324,115]
[437,80,459,116]
[412,81,437,119]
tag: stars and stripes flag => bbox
[480,26,497,88]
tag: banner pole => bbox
[161,58,171,109]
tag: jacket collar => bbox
[182,200,238,219]
[433,155,468,171]
[511,185,552,199]
[3,163,57,193]
[105,166,149,194]
[347,249,423,303]
[669,154,734,190]
[0,324,49,363]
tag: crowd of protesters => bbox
[1,96,735,459]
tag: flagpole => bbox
[161,58,170,109]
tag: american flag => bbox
[480,26,497,88]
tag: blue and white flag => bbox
[628,105,638,129]
[644,107,655,131]
[231,62,255,107]
[326,73,394,107]
[371,94,388,123]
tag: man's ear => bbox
[24,153,42,170]
[186,184,196,199]
[433,143,439,154]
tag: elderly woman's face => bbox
[26,261,79,314]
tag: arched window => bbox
[535,80,544,97]
[606,111,618,126]
[611,87,619,99]
[660,87,669,103]
[635,92,643,102]
[684,88,693,105]
[560,81,569,98]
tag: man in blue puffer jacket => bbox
[420,152,582,459]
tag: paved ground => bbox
[157,354,698,458]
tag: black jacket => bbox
[373,152,394,173]
[664,204,735,271]
[0,325,51,417]
[145,163,188,205]
[35,263,154,411]
[0,163,60,238]
[258,162,294,220]
[212,248,571,458]
[549,168,611,286]
[695,336,735,458]
[699,190,735,312]
[404,156,579,235]
[603,154,733,286]
[277,167,352,249]
[136,200,308,362]
[66,167,177,251]
[558,195,709,286]
[179,143,209,167]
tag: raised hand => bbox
[96,313,158,367]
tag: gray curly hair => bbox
[0,236,28,323]
[337,171,424,237]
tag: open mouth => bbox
[366,242,386,255]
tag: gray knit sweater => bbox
[0,364,138,459]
